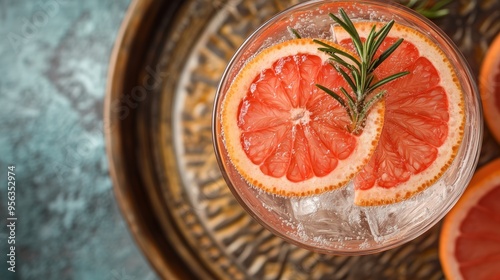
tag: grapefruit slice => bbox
[334,22,465,205]
[221,38,384,196]
[479,33,500,144]
[439,158,500,280]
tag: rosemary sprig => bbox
[288,26,302,39]
[399,0,452,19]
[314,9,409,134]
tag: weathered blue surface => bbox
[0,1,158,279]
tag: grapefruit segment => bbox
[334,22,465,205]
[440,158,500,280]
[222,38,384,196]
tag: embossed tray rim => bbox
[105,0,500,279]
[104,0,209,279]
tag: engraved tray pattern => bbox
[106,0,500,279]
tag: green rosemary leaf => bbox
[338,10,361,45]
[407,0,419,6]
[371,21,395,59]
[340,87,357,114]
[335,64,357,93]
[329,54,355,71]
[399,0,452,19]
[359,73,375,103]
[365,25,378,58]
[358,90,387,127]
[315,40,361,68]
[351,70,362,99]
[369,71,410,92]
[371,38,404,70]
[329,12,363,55]
[316,84,348,110]
[288,27,302,39]
[365,74,375,94]
[430,0,452,10]
[420,9,449,18]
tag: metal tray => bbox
[104,0,500,279]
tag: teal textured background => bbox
[0,1,159,279]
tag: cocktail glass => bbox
[212,0,482,255]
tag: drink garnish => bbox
[314,9,409,134]
[399,0,452,19]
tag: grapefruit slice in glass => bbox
[221,38,384,197]
[479,33,500,144]
[334,23,466,205]
[439,158,500,280]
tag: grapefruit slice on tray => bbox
[221,38,384,196]
[334,23,466,205]
[479,33,500,144]
[439,158,500,280]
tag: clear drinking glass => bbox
[212,0,482,255]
